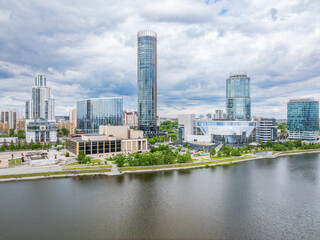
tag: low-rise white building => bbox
[26,119,57,143]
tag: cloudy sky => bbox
[0,0,320,118]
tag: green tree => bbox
[17,130,25,139]
[115,154,126,167]
[0,145,6,152]
[221,145,231,156]
[273,144,287,151]
[283,141,294,150]
[77,152,86,164]
[265,141,273,148]
[61,128,69,136]
[148,138,156,144]
[293,139,302,148]
[9,141,15,151]
[210,146,216,157]
[9,129,14,137]
[183,143,187,147]
[231,148,241,156]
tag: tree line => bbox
[109,144,192,167]
[0,139,63,152]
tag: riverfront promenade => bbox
[2,149,320,182]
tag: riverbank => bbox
[1,149,320,182]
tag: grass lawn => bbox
[8,159,22,167]
[63,165,112,170]
[0,169,111,179]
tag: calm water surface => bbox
[1,153,320,240]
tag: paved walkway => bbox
[107,160,120,175]
[0,165,62,176]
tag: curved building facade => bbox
[137,30,157,136]
[226,73,251,121]
[77,97,123,134]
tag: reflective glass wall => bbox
[77,97,123,134]
[137,30,157,136]
[226,74,251,121]
[287,99,319,140]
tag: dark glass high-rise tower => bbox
[226,73,251,121]
[137,30,157,136]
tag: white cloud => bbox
[0,0,320,119]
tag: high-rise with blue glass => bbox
[77,97,123,134]
[137,30,157,136]
[287,98,319,141]
[226,73,251,121]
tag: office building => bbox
[137,30,157,136]
[26,74,55,121]
[226,73,251,121]
[178,114,195,140]
[66,126,148,156]
[287,98,319,141]
[256,118,277,143]
[25,119,58,143]
[77,97,123,134]
[179,114,256,144]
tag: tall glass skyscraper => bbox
[226,73,251,121]
[287,98,319,141]
[77,97,123,134]
[137,30,157,136]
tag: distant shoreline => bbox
[1,149,320,183]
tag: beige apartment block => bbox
[57,121,76,134]
[0,123,10,135]
[16,118,26,132]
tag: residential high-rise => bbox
[26,74,55,121]
[69,108,77,128]
[226,73,251,121]
[287,98,319,141]
[16,118,26,132]
[214,110,226,120]
[25,74,57,143]
[1,109,20,130]
[77,97,123,134]
[137,30,157,136]
[123,111,138,127]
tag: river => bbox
[1,153,320,239]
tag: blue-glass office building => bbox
[287,98,319,141]
[77,97,123,134]
[137,30,157,136]
[226,74,251,121]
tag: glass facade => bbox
[66,139,122,155]
[287,99,319,141]
[77,97,123,134]
[137,30,157,136]
[226,74,251,121]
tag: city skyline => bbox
[1,0,320,118]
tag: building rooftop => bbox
[288,98,318,103]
